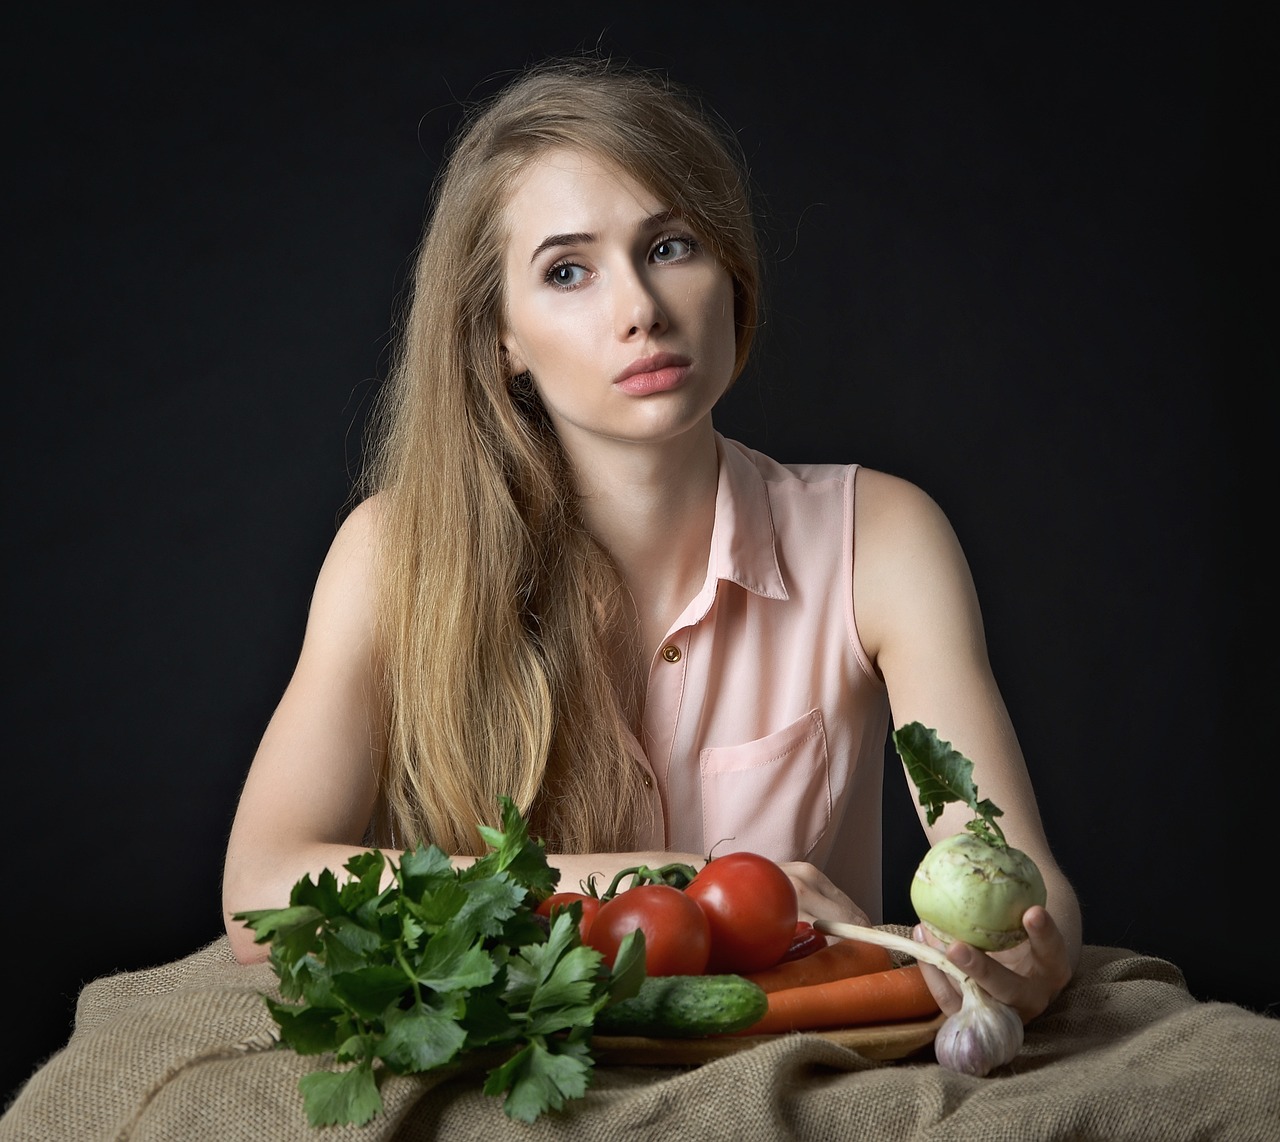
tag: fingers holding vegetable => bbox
[973,905,1074,1022]
[916,904,1072,1024]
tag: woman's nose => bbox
[617,267,668,338]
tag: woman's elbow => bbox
[225,914,271,964]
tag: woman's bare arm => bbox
[852,467,1081,1018]
[221,498,388,961]
[221,504,707,962]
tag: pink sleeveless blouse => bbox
[626,434,892,921]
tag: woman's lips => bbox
[613,353,692,395]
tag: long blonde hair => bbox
[361,56,761,855]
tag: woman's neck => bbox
[568,422,720,657]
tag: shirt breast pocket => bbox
[699,709,831,863]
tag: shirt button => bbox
[661,644,681,663]
[642,773,653,788]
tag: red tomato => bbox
[684,851,799,973]
[587,884,711,975]
[535,892,601,942]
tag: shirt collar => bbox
[706,433,789,601]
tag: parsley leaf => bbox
[232,795,640,1127]
[298,1067,382,1128]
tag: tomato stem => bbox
[599,860,702,899]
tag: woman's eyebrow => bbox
[527,211,680,265]
[528,232,593,264]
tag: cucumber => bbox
[594,974,768,1038]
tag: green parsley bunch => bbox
[233,796,644,1126]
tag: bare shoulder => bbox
[302,495,385,641]
[335,493,384,547]
[853,468,978,662]
[318,495,383,577]
[854,467,961,562]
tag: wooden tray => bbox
[592,1014,945,1066]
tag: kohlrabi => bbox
[893,722,1047,951]
[812,726,1050,1077]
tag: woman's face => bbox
[500,147,737,459]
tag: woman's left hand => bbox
[778,861,872,928]
[915,904,1073,1023]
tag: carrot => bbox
[737,964,940,1035]
[744,938,894,994]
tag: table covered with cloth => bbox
[3,932,1278,1141]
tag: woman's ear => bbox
[499,339,528,379]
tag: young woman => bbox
[222,56,1079,1024]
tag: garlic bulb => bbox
[814,920,1026,1077]
[932,978,1024,1076]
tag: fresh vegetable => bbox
[684,851,799,974]
[587,884,711,975]
[595,974,768,1038]
[776,920,828,964]
[739,963,939,1035]
[595,860,701,895]
[893,722,1047,951]
[815,919,1025,1077]
[931,979,1025,1076]
[911,832,1048,951]
[536,892,601,943]
[743,937,893,993]
[232,796,645,1127]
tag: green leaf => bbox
[321,916,383,973]
[892,722,977,823]
[290,867,344,917]
[526,946,603,1015]
[496,908,549,948]
[251,796,614,1126]
[335,1031,380,1064]
[396,844,456,899]
[452,876,527,938]
[281,952,334,1005]
[460,985,520,1047]
[505,912,607,1036]
[377,999,469,1073]
[470,796,560,899]
[264,998,343,1056]
[412,925,497,994]
[484,1037,593,1123]
[240,905,324,967]
[329,965,411,1021]
[501,910,578,1007]
[338,851,389,911]
[402,877,469,929]
[607,928,646,1004]
[299,1064,383,1127]
[892,721,1007,846]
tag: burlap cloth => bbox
[2,936,1277,1141]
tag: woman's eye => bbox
[546,261,587,288]
[652,235,696,263]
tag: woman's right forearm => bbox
[222,845,707,963]
[222,841,388,963]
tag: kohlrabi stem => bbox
[813,919,971,988]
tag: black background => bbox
[6,1,1273,1103]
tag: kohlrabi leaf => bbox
[892,722,1007,847]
